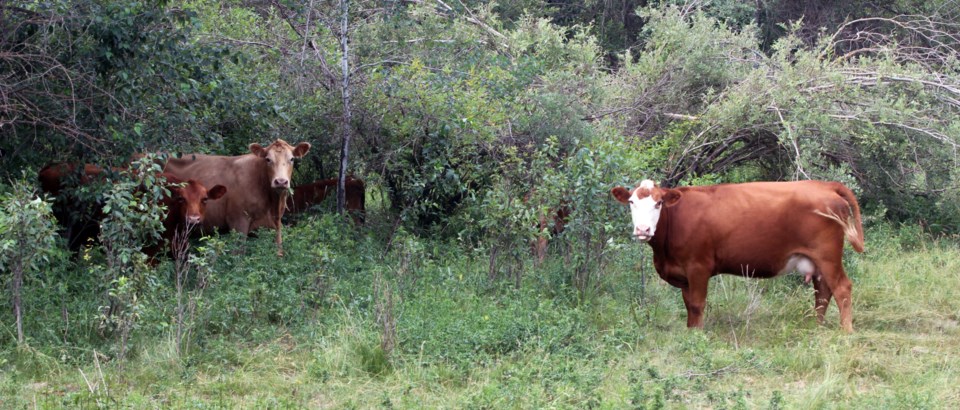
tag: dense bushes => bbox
[0,0,281,174]
[5,0,958,229]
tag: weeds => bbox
[1,222,959,408]
[173,230,222,358]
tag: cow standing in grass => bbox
[611,180,864,332]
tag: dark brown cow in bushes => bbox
[287,177,366,223]
[39,162,115,251]
[40,163,225,261]
[611,180,864,332]
[532,204,571,263]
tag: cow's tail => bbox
[814,183,865,253]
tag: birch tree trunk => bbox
[337,0,351,215]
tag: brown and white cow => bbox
[611,180,864,332]
[287,176,366,223]
[162,139,311,256]
[143,173,227,261]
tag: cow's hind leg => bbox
[811,273,832,324]
[818,260,854,333]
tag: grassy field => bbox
[1,216,958,409]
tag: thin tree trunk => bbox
[14,265,23,344]
[13,220,26,344]
[337,0,351,215]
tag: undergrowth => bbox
[1,215,959,408]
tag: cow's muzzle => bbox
[272,178,290,189]
[633,225,653,241]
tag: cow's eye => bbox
[655,200,663,209]
[265,158,272,163]
[201,198,208,204]
[176,197,186,203]
[628,200,634,205]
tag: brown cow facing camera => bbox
[611,179,864,333]
[163,139,311,256]
[143,173,226,262]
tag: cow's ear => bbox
[249,143,267,158]
[292,142,311,158]
[208,185,227,200]
[662,189,682,207]
[611,187,631,204]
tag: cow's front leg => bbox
[681,274,710,328]
[275,197,286,257]
[275,225,283,257]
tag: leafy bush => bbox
[95,156,167,359]
[0,179,61,344]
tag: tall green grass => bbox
[2,217,959,408]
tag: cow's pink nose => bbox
[273,178,289,187]
[634,226,652,237]
[186,215,201,224]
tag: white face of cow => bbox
[611,179,678,242]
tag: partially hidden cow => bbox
[39,162,114,251]
[287,177,366,223]
[40,163,226,261]
[163,139,311,256]
[532,204,571,263]
[523,190,572,263]
[143,174,226,262]
[611,180,864,333]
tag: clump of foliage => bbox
[0,180,61,344]
[172,233,224,358]
[0,0,281,175]
[95,156,167,360]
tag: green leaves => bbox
[0,177,62,343]
[0,181,60,273]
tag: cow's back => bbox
[288,177,365,222]
[164,154,271,233]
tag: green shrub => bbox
[0,178,61,345]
